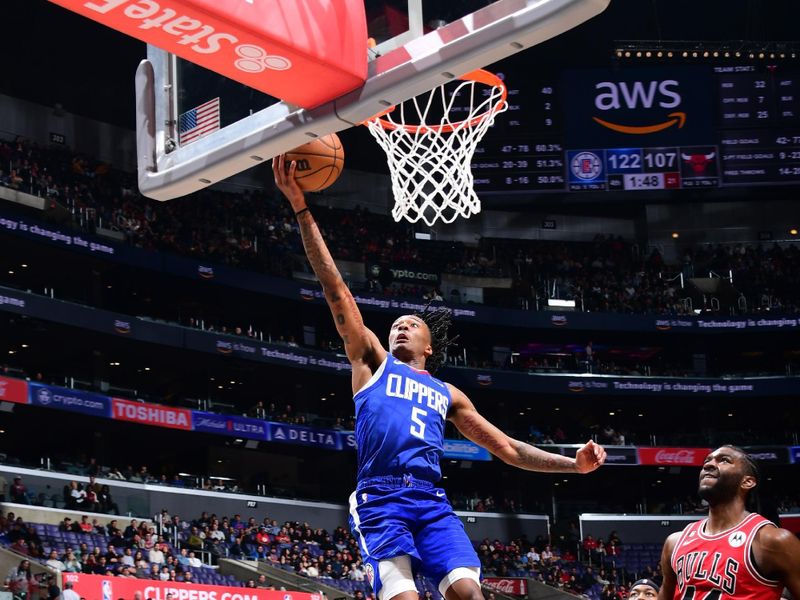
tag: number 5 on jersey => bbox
[410,407,427,439]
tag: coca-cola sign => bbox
[638,447,711,467]
[483,578,528,596]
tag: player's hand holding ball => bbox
[574,440,607,473]
[273,154,306,214]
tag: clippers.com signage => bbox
[47,0,367,109]
[638,447,711,467]
[112,398,192,430]
[563,66,715,147]
[483,578,528,596]
[63,573,322,600]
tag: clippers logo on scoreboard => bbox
[567,150,606,191]
[571,152,603,180]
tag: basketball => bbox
[284,133,345,192]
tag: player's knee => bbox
[460,587,483,600]
[378,556,417,600]
[439,567,482,600]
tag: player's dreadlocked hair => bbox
[413,305,459,374]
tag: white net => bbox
[365,72,507,226]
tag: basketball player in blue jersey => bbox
[274,156,607,600]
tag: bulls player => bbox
[658,446,800,600]
[273,157,607,600]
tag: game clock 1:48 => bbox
[623,173,666,190]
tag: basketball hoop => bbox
[365,69,508,226]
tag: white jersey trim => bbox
[743,519,780,587]
[670,521,697,573]
[697,512,759,540]
[354,355,389,398]
[348,491,370,556]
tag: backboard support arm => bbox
[136,0,610,201]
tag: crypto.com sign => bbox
[48,0,367,108]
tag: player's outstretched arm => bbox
[447,384,606,473]
[753,525,800,598]
[657,532,680,600]
[273,156,387,376]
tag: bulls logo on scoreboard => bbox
[679,146,719,186]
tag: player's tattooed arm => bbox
[447,383,606,474]
[272,156,386,371]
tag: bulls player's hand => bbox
[575,440,606,473]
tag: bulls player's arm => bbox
[446,383,606,473]
[273,157,387,387]
[753,525,800,598]
[657,532,681,600]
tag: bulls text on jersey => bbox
[675,551,738,595]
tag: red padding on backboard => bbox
[48,0,367,109]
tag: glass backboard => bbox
[136,0,610,200]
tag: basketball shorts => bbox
[348,475,481,598]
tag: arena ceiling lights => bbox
[612,40,800,61]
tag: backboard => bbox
[136,0,610,200]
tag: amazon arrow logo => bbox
[593,111,685,134]
[593,79,686,135]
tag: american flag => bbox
[178,97,220,146]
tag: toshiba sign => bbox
[47,0,367,109]
[638,447,711,467]
[112,398,192,430]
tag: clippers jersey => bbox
[671,513,782,600]
[353,356,451,483]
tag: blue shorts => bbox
[348,475,480,597]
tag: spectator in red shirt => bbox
[10,477,28,504]
[78,516,93,533]
[583,534,598,555]
[255,527,270,545]
[274,527,290,544]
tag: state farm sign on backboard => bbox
[47,0,367,108]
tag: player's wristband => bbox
[295,207,310,218]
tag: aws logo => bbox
[593,80,686,135]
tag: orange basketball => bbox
[284,133,344,192]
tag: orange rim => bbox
[364,69,507,134]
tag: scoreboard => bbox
[472,64,800,194]
[566,146,718,192]
[471,79,567,191]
